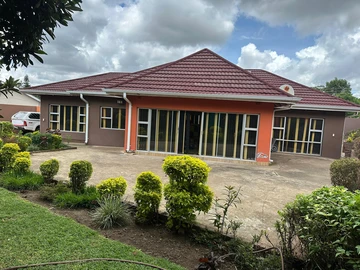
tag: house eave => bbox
[103,89,301,104]
[291,104,360,112]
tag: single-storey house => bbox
[0,92,40,121]
[22,49,360,164]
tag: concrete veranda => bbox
[30,144,332,245]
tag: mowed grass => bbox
[0,188,184,270]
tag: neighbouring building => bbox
[0,92,40,121]
[21,49,360,164]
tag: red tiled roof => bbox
[106,49,292,97]
[248,69,360,109]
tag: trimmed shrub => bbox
[354,137,360,159]
[54,186,98,208]
[27,144,40,152]
[163,155,214,231]
[0,143,20,172]
[134,171,162,223]
[275,186,360,269]
[0,121,14,139]
[40,159,60,183]
[51,134,62,149]
[0,138,3,148]
[69,160,93,194]
[17,136,32,151]
[330,158,360,191]
[13,157,31,174]
[91,195,131,229]
[39,182,71,202]
[97,177,127,198]
[14,151,31,160]
[30,132,54,150]
[0,171,44,190]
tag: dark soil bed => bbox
[19,190,215,270]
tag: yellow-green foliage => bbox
[13,157,31,174]
[0,138,3,148]
[163,155,214,231]
[14,151,31,160]
[134,171,162,223]
[17,136,32,151]
[0,143,20,172]
[97,177,127,198]
[69,160,93,194]
[40,159,60,183]
[0,121,14,138]
[52,134,62,149]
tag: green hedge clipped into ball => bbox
[0,143,20,172]
[69,160,93,194]
[17,136,32,151]
[51,134,62,149]
[134,171,162,223]
[14,151,31,160]
[276,186,360,269]
[13,157,31,175]
[40,159,60,183]
[330,158,360,192]
[163,155,214,232]
[0,121,14,139]
[97,177,127,198]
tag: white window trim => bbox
[100,107,126,130]
[49,104,86,133]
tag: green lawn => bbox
[0,188,184,269]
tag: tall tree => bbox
[0,76,21,97]
[22,75,31,88]
[322,77,352,96]
[0,0,82,71]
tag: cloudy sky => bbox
[1,0,360,95]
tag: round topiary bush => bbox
[134,171,162,223]
[17,136,32,151]
[97,177,127,198]
[0,143,20,172]
[69,160,93,194]
[330,158,360,192]
[51,134,62,149]
[14,151,31,160]
[13,157,31,174]
[40,159,60,183]
[163,155,214,231]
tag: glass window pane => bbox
[51,105,59,113]
[225,114,236,158]
[80,107,85,115]
[312,119,323,131]
[65,106,71,131]
[244,130,257,145]
[139,109,148,122]
[72,106,78,131]
[157,110,168,152]
[243,146,256,160]
[246,115,258,128]
[273,117,285,128]
[216,113,226,157]
[273,129,283,140]
[138,124,148,136]
[283,141,295,153]
[121,109,126,129]
[137,137,147,150]
[79,124,85,132]
[112,108,120,129]
[309,143,321,155]
[310,132,322,142]
[50,122,58,130]
[50,114,58,121]
[235,115,243,158]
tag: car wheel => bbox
[35,126,40,132]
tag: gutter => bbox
[291,104,360,112]
[122,93,132,152]
[274,105,292,112]
[79,94,89,144]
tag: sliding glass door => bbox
[137,108,259,161]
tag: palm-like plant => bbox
[0,76,21,97]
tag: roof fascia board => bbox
[25,94,40,102]
[292,104,360,112]
[20,90,71,95]
[103,88,301,104]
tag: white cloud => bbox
[0,0,239,86]
[237,28,360,94]
[239,0,360,35]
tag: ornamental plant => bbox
[134,171,162,223]
[13,157,31,175]
[0,138,3,148]
[14,151,31,160]
[163,155,214,232]
[97,177,127,198]
[330,158,360,191]
[51,134,62,149]
[0,143,20,172]
[40,159,60,183]
[17,136,32,151]
[275,186,360,269]
[69,160,93,194]
[0,121,14,139]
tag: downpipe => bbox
[80,94,89,144]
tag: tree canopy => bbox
[322,77,352,96]
[0,0,82,71]
[22,75,31,88]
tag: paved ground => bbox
[30,144,332,245]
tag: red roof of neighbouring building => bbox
[247,69,360,109]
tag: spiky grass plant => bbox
[91,195,131,229]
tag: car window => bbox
[29,113,40,120]
[13,112,28,118]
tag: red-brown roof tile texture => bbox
[247,69,360,108]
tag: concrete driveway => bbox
[30,144,332,244]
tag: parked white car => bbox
[11,111,40,132]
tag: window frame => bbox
[49,104,86,133]
[100,106,126,130]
